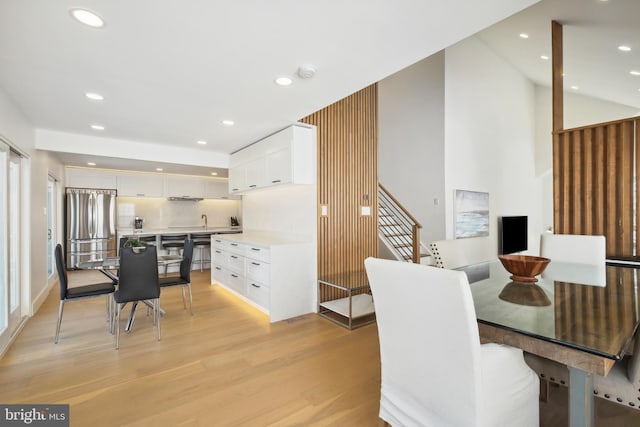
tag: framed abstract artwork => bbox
[454,190,489,239]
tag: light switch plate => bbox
[321,205,328,216]
[361,206,371,216]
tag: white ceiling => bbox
[0,0,538,175]
[3,0,638,177]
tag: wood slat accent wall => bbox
[300,85,378,301]
[553,118,636,258]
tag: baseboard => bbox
[32,279,56,315]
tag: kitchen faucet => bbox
[201,214,207,228]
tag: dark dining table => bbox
[78,254,182,332]
[458,260,640,427]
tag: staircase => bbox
[378,184,429,263]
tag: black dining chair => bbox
[159,240,194,315]
[114,246,161,349]
[54,244,115,344]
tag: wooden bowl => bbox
[498,254,550,283]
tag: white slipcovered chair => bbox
[364,257,539,427]
[428,239,469,269]
[540,233,606,286]
[539,233,606,264]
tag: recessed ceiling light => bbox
[90,124,105,131]
[618,45,632,52]
[211,172,218,176]
[156,168,163,172]
[87,162,96,166]
[70,9,105,28]
[571,85,579,90]
[540,55,549,60]
[85,92,104,101]
[222,120,234,126]
[631,70,640,76]
[519,33,529,39]
[275,77,293,86]
[197,140,207,145]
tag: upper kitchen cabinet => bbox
[66,168,117,189]
[117,172,164,197]
[229,124,316,194]
[205,179,240,200]
[165,176,205,199]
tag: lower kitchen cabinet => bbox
[210,233,315,322]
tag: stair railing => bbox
[378,183,422,263]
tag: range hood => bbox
[167,196,204,202]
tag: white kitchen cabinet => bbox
[244,157,267,190]
[228,124,316,194]
[165,176,205,199]
[228,163,247,193]
[116,172,164,197]
[66,168,117,189]
[210,233,315,322]
[204,179,240,200]
[265,147,292,185]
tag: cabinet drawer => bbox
[246,259,270,284]
[211,248,225,264]
[227,253,244,273]
[246,280,270,310]
[228,271,246,295]
[245,245,270,262]
[211,238,226,249]
[226,241,245,255]
[211,264,226,283]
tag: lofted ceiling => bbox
[476,0,640,112]
[3,1,638,178]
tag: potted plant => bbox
[123,238,146,253]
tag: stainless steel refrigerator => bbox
[65,188,117,268]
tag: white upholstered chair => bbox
[364,257,539,427]
[539,233,606,264]
[540,233,606,286]
[428,239,469,269]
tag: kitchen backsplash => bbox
[117,197,241,230]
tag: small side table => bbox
[318,270,376,329]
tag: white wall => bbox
[378,51,446,247]
[0,87,64,321]
[241,185,316,241]
[444,37,541,262]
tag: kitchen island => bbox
[118,226,242,271]
[211,231,316,322]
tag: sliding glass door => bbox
[0,140,23,351]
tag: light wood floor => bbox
[1,270,639,426]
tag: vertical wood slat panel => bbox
[553,118,637,259]
[301,85,378,302]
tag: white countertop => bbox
[119,226,242,236]
[212,231,312,246]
